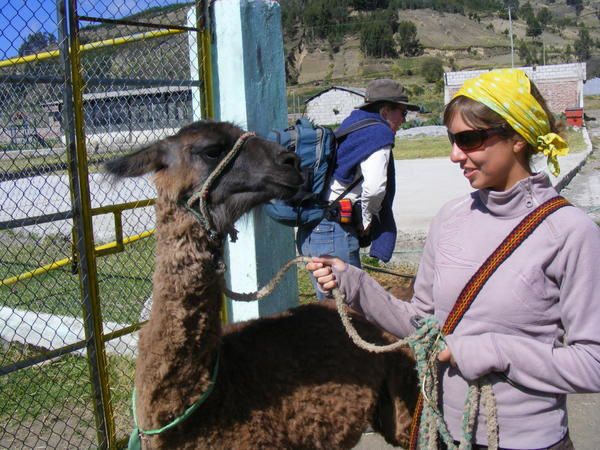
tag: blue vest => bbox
[334,110,397,262]
[334,110,394,184]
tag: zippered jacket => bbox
[332,172,600,448]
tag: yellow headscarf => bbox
[454,68,569,176]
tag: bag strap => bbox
[408,195,571,450]
[441,195,570,334]
[329,175,363,205]
[333,118,382,140]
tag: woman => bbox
[307,69,600,449]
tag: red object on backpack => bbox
[338,199,353,224]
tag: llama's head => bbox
[104,121,302,237]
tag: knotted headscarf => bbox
[454,68,569,176]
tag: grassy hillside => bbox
[5,1,596,125]
[284,0,600,121]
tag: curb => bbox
[555,127,594,193]
[0,306,138,360]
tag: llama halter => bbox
[128,353,220,450]
[185,131,256,241]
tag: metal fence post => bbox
[60,1,114,448]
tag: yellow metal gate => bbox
[0,1,211,448]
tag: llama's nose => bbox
[278,151,300,171]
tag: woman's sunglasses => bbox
[447,127,506,151]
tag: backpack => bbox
[264,117,380,227]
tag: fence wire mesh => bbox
[0,1,204,448]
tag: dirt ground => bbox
[364,264,416,301]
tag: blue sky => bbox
[0,0,185,59]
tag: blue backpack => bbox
[264,117,380,226]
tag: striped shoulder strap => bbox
[408,195,571,450]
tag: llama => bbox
[105,121,418,450]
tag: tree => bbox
[518,40,540,65]
[18,31,57,57]
[574,25,592,61]
[350,0,389,10]
[360,20,396,57]
[397,20,423,56]
[501,0,520,20]
[304,0,333,39]
[519,2,534,21]
[281,0,303,36]
[537,7,552,30]
[303,0,348,41]
[564,44,573,63]
[566,0,583,16]
[421,57,444,83]
[359,9,398,58]
[526,16,542,38]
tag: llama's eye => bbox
[200,145,223,160]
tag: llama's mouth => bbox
[264,176,304,199]
[270,181,303,198]
[270,180,303,189]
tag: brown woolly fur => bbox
[105,120,418,449]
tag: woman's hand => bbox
[305,256,346,292]
[438,348,457,367]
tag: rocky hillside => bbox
[282,0,600,114]
[5,1,596,121]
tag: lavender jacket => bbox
[332,173,600,448]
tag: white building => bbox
[444,63,586,113]
[305,86,365,126]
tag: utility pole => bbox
[508,7,515,68]
[292,90,296,115]
[543,40,546,65]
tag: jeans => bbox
[296,218,360,299]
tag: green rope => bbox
[127,353,220,450]
[403,317,497,450]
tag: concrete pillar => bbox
[211,0,298,321]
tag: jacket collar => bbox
[477,172,557,219]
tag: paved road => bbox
[560,112,600,450]
[0,172,155,242]
[356,122,600,449]
[392,126,593,238]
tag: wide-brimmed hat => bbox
[357,79,420,111]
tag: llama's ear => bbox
[104,141,170,179]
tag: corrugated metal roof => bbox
[43,85,190,106]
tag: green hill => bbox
[281,0,599,119]
[5,0,597,123]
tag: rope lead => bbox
[224,256,499,449]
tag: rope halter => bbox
[184,131,256,241]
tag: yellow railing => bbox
[0,28,184,68]
[0,229,155,287]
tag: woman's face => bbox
[447,113,530,191]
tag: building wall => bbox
[306,88,364,125]
[444,63,586,113]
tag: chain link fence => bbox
[0,1,207,448]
